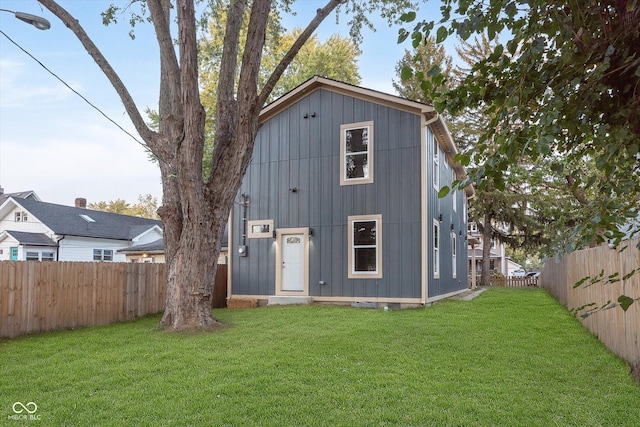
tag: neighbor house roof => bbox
[0,230,57,247]
[118,226,229,255]
[260,75,474,198]
[4,197,161,241]
[0,190,40,205]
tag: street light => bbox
[0,9,50,30]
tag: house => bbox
[466,221,510,277]
[117,226,230,265]
[0,194,162,262]
[228,76,474,307]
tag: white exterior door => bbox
[281,233,305,291]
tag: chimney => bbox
[75,198,87,208]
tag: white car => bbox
[511,269,526,277]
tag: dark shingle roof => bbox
[14,198,161,241]
[118,238,165,253]
[3,231,57,246]
[0,190,38,205]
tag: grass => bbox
[1,287,639,426]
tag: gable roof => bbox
[259,76,474,197]
[0,190,40,205]
[0,230,57,247]
[7,198,162,241]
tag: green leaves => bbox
[617,295,635,312]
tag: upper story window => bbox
[340,121,374,185]
[452,170,457,212]
[433,138,440,190]
[15,211,28,222]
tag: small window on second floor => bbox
[433,139,440,190]
[341,121,374,185]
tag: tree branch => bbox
[257,0,345,107]
[37,0,159,148]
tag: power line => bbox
[0,29,148,150]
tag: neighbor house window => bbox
[93,249,114,261]
[42,251,55,261]
[14,211,27,222]
[451,232,457,278]
[340,121,374,185]
[433,219,440,278]
[26,251,39,261]
[348,214,382,279]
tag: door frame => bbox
[275,227,310,296]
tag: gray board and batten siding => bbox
[230,77,472,305]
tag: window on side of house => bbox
[348,214,382,279]
[247,219,274,238]
[93,249,114,261]
[340,121,374,185]
[433,138,440,191]
[26,251,39,261]
[42,251,55,261]
[433,219,440,278]
[451,232,457,278]
[452,170,457,212]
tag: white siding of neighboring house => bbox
[0,205,52,235]
[58,236,130,262]
[129,228,164,246]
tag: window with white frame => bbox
[14,211,28,222]
[463,196,467,224]
[248,219,274,238]
[93,249,114,261]
[348,214,382,278]
[42,251,55,261]
[452,170,457,212]
[433,138,440,190]
[341,121,374,185]
[451,232,457,278]
[433,219,440,278]
[26,251,39,261]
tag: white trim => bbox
[340,121,374,186]
[247,219,274,238]
[347,214,382,279]
[275,227,310,296]
[451,232,457,279]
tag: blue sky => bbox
[0,0,446,207]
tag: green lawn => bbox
[1,287,638,426]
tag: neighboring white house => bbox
[0,193,162,262]
[467,221,510,276]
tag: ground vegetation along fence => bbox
[0,261,227,339]
[540,237,640,365]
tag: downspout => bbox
[421,110,439,304]
[56,235,65,261]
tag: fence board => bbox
[541,237,640,365]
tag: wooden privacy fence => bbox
[491,276,538,287]
[0,261,228,339]
[540,237,640,365]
